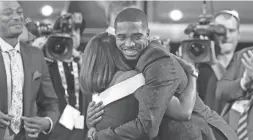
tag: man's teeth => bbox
[124,49,137,55]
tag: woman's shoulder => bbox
[109,70,139,87]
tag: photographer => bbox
[216,16,253,140]
[195,10,240,113]
[37,14,87,140]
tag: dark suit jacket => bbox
[157,95,238,140]
[216,46,253,139]
[0,42,59,140]
[95,41,188,140]
[42,61,86,140]
[197,63,227,114]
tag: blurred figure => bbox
[37,14,87,140]
[51,13,86,60]
[0,1,59,140]
[216,33,253,139]
[18,25,35,44]
[18,18,37,44]
[197,10,240,113]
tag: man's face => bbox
[115,21,149,60]
[0,1,24,38]
[214,15,240,54]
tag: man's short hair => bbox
[106,1,137,22]
[213,10,240,29]
[114,8,148,30]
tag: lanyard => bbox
[57,61,80,109]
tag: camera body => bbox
[181,15,227,63]
[44,13,83,61]
[38,23,53,36]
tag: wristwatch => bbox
[87,127,96,140]
[191,69,199,78]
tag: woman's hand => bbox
[86,101,104,129]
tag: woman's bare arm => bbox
[165,55,197,121]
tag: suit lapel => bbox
[0,52,8,139]
[0,52,8,114]
[20,43,32,116]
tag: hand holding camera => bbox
[181,1,227,65]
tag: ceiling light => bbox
[41,5,53,17]
[169,9,183,21]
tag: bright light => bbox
[41,5,53,17]
[169,9,183,21]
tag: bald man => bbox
[0,1,59,140]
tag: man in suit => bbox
[216,46,253,139]
[0,1,59,140]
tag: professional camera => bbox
[44,13,83,61]
[180,1,227,63]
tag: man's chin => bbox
[124,55,138,60]
[221,49,234,55]
[220,44,236,54]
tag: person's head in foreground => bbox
[80,32,131,94]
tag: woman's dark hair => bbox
[80,32,131,95]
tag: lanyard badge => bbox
[57,61,80,109]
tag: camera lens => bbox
[52,42,66,55]
[46,36,73,57]
[189,43,205,56]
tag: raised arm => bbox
[216,50,246,102]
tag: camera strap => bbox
[57,61,80,109]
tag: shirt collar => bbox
[0,37,20,52]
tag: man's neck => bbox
[217,52,234,68]
[1,37,18,47]
[126,59,138,69]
